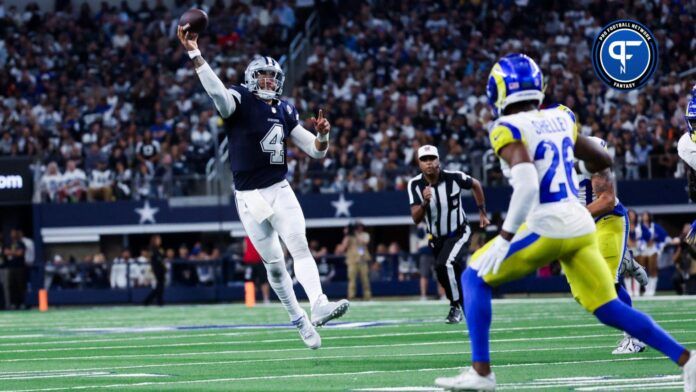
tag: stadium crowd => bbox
[0,0,692,202]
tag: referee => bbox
[408,145,489,323]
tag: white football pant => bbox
[235,180,324,320]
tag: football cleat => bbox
[446,305,463,324]
[683,350,696,392]
[612,336,647,355]
[435,367,496,391]
[311,295,350,327]
[292,310,321,350]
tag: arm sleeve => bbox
[501,162,539,234]
[289,124,327,159]
[407,177,423,206]
[195,62,239,119]
[454,171,473,189]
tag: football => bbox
[178,8,208,35]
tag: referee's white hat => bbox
[417,145,439,159]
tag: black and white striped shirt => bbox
[407,170,473,238]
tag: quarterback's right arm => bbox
[177,26,237,118]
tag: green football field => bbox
[0,296,695,391]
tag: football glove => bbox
[476,236,511,277]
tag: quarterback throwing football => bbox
[178,26,348,349]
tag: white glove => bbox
[476,236,511,277]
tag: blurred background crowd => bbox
[0,0,691,202]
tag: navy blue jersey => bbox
[223,85,300,190]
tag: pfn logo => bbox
[592,20,658,91]
[608,41,642,74]
[0,175,23,189]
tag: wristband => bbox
[316,132,329,142]
[477,205,487,212]
[188,49,201,59]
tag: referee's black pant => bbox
[430,228,470,308]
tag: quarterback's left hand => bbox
[312,109,330,135]
[476,236,510,277]
[686,219,696,245]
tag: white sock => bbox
[264,262,303,320]
[293,256,324,307]
[648,276,658,296]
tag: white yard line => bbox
[0,330,623,354]
[0,332,653,361]
[0,298,691,329]
[0,334,696,363]
[496,375,682,389]
[0,317,692,352]
[3,357,684,392]
[0,344,623,376]
[1,308,691,333]
[576,382,683,390]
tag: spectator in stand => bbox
[61,160,87,202]
[87,160,114,201]
[40,162,63,202]
[243,236,270,304]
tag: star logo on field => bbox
[135,201,159,224]
[331,194,353,217]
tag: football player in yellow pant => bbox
[434,54,696,392]
[577,136,648,354]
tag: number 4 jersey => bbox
[223,85,300,191]
[489,105,595,239]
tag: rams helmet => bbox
[487,53,545,117]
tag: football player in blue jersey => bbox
[434,54,696,391]
[678,85,696,245]
[178,26,348,350]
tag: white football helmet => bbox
[244,56,285,100]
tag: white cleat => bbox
[435,367,496,391]
[612,336,647,355]
[292,310,321,350]
[311,295,350,327]
[684,350,696,392]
